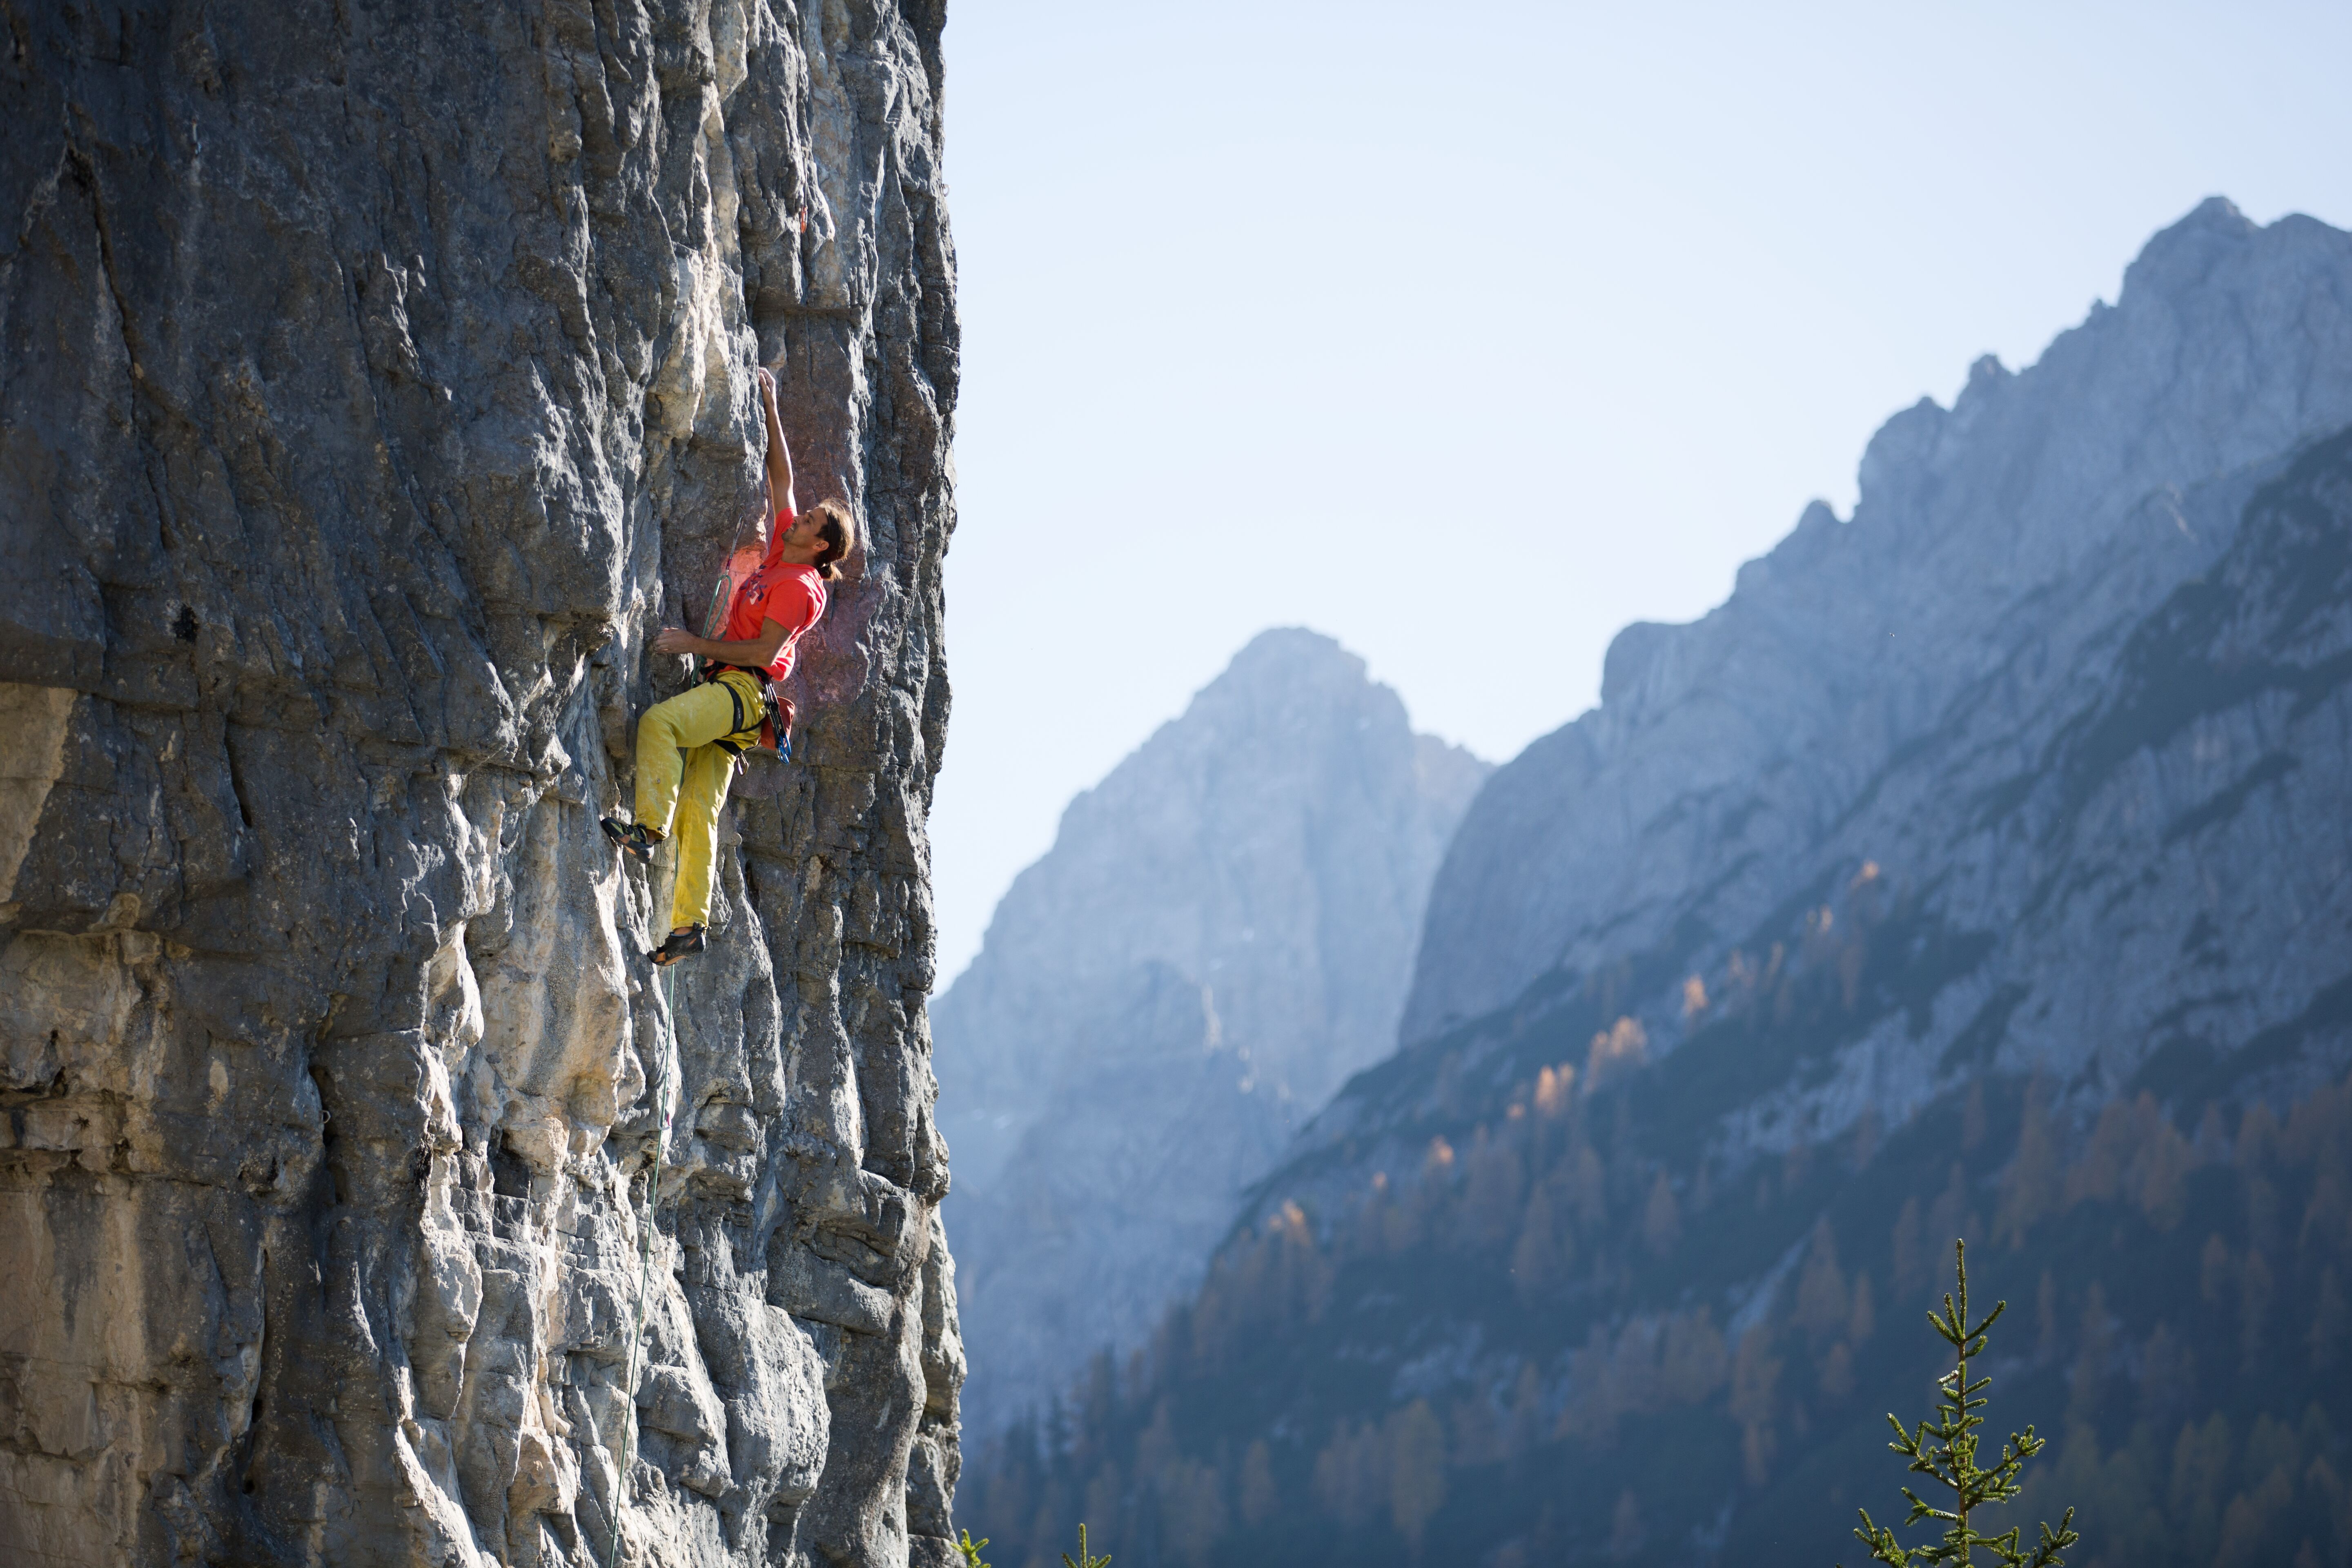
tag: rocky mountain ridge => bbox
[1405,197,2352,1059]
[3,5,961,1566]
[932,628,1485,1437]
[958,200,2352,1568]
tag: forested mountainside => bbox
[2,4,961,1564]
[958,203,2352,1568]
[933,630,1486,1437]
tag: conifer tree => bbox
[1843,1241,2081,1568]
[1062,1522,1110,1568]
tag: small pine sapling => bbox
[1062,1522,1110,1568]
[956,1529,990,1568]
[1843,1240,2080,1568]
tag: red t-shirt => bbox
[721,507,828,680]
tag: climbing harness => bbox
[699,663,795,766]
[605,960,678,1568]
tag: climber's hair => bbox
[808,498,855,582]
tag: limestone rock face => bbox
[0,4,960,1566]
[932,629,1486,1433]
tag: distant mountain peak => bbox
[1404,200,2352,1045]
[1228,624,1364,670]
[934,627,1490,1435]
[2120,193,2259,302]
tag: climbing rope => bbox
[605,960,679,1568]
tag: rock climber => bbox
[601,365,853,967]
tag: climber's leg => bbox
[626,681,741,837]
[666,739,737,934]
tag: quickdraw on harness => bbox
[697,662,796,764]
[605,960,677,1568]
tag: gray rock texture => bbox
[931,629,1486,1434]
[0,4,960,1566]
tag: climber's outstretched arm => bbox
[758,366,796,518]
[652,617,790,669]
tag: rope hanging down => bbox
[605,961,679,1568]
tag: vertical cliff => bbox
[0,4,959,1566]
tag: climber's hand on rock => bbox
[756,366,777,405]
[652,626,700,657]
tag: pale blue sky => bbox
[927,0,2352,983]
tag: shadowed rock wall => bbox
[0,2,960,1565]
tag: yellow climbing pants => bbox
[632,669,765,932]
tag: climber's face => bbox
[781,511,826,551]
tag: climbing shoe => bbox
[601,817,661,864]
[646,925,706,967]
